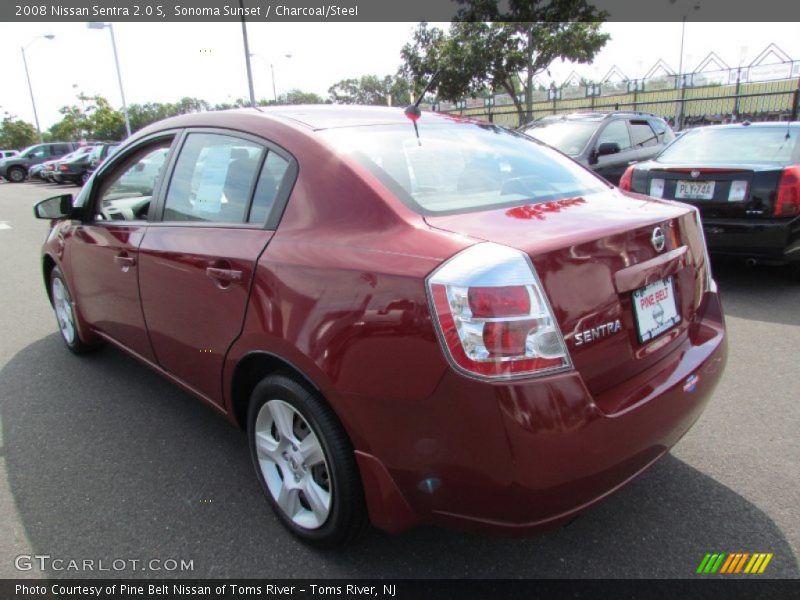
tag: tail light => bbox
[619,166,635,191]
[59,165,68,172]
[774,166,800,217]
[691,208,715,294]
[426,243,571,380]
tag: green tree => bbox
[274,89,324,105]
[401,1,610,123]
[0,116,38,149]
[328,74,411,106]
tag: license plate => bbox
[632,277,680,343]
[675,180,715,200]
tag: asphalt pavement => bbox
[0,181,798,579]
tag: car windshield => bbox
[657,126,800,164]
[319,122,607,215]
[522,121,598,156]
[20,145,41,158]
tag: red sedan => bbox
[35,106,727,545]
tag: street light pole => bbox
[87,22,131,137]
[240,0,257,107]
[20,47,42,143]
[108,24,131,137]
[20,35,55,144]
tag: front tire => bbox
[247,374,366,546]
[49,266,97,354]
[7,166,26,183]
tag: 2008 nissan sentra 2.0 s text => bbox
[34,106,727,546]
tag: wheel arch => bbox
[230,350,322,431]
[42,254,57,305]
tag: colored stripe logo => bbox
[696,552,773,574]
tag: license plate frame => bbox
[675,180,715,200]
[632,276,681,344]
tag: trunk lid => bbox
[633,162,786,219]
[425,189,708,401]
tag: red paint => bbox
[41,106,727,535]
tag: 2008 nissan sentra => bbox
[34,106,727,545]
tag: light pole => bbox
[250,53,292,103]
[21,34,55,144]
[87,22,131,137]
[673,1,700,129]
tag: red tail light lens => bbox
[619,166,635,191]
[774,166,800,217]
[427,243,571,380]
[468,286,530,318]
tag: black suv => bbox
[0,142,78,183]
[520,112,675,185]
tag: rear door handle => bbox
[113,253,136,271]
[206,266,243,288]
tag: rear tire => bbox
[49,266,98,354]
[7,166,26,183]
[247,373,366,546]
[787,263,800,282]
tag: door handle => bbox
[206,266,243,288]
[113,253,136,271]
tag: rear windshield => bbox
[657,126,799,164]
[522,121,598,156]
[319,122,607,215]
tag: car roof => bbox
[685,121,800,131]
[531,111,662,124]
[142,105,483,135]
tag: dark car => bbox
[81,142,120,184]
[620,122,800,277]
[0,142,78,182]
[34,106,726,545]
[521,111,675,185]
[52,145,101,185]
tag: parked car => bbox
[81,142,121,184]
[0,149,19,159]
[52,145,100,185]
[620,122,800,277]
[35,106,727,545]
[520,111,675,185]
[0,141,78,182]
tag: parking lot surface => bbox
[0,181,798,578]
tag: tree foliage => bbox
[0,116,39,150]
[328,74,411,106]
[401,1,610,123]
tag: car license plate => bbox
[632,277,680,343]
[675,180,715,200]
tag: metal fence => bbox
[429,53,800,130]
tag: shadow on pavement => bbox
[1,334,798,578]
[710,257,799,326]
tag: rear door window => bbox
[163,133,264,224]
[248,152,290,225]
[630,120,659,147]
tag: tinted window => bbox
[597,120,631,150]
[51,144,71,156]
[657,126,799,164]
[630,120,658,147]
[164,133,264,224]
[524,121,598,156]
[320,123,607,214]
[24,145,49,159]
[248,152,290,225]
[96,142,171,221]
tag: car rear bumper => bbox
[352,289,727,535]
[703,216,800,264]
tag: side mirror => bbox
[596,142,622,157]
[134,162,145,172]
[34,194,73,219]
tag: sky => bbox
[1,21,799,131]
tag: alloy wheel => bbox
[254,399,332,529]
[52,277,76,345]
